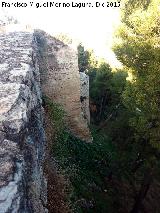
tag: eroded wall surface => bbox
[0,31,47,212]
[35,30,92,142]
[0,29,92,213]
[80,72,90,124]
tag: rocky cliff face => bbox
[0,31,47,212]
[0,28,91,212]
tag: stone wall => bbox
[0,31,47,212]
[0,28,92,212]
[34,30,92,143]
[80,72,90,124]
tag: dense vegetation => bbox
[49,0,160,212]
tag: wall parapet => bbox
[0,31,47,212]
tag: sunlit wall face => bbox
[0,0,122,68]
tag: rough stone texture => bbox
[80,72,90,124]
[0,28,92,212]
[0,31,47,212]
[35,30,92,142]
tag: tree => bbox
[77,43,89,72]
[114,0,160,148]
[90,63,113,121]
[113,0,160,212]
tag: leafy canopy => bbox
[113,0,160,148]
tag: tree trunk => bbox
[99,97,104,119]
[130,170,152,213]
[97,103,121,132]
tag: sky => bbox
[0,0,122,67]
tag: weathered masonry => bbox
[35,30,92,142]
[0,28,91,212]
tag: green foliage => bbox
[113,1,160,211]
[44,63,136,212]
[44,96,131,212]
[89,61,127,121]
[114,0,160,148]
[121,0,151,26]
[77,43,90,72]
[76,2,160,211]
[53,128,119,213]
[43,3,160,211]
[43,96,65,134]
[77,44,98,73]
[77,43,127,122]
[90,63,113,100]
